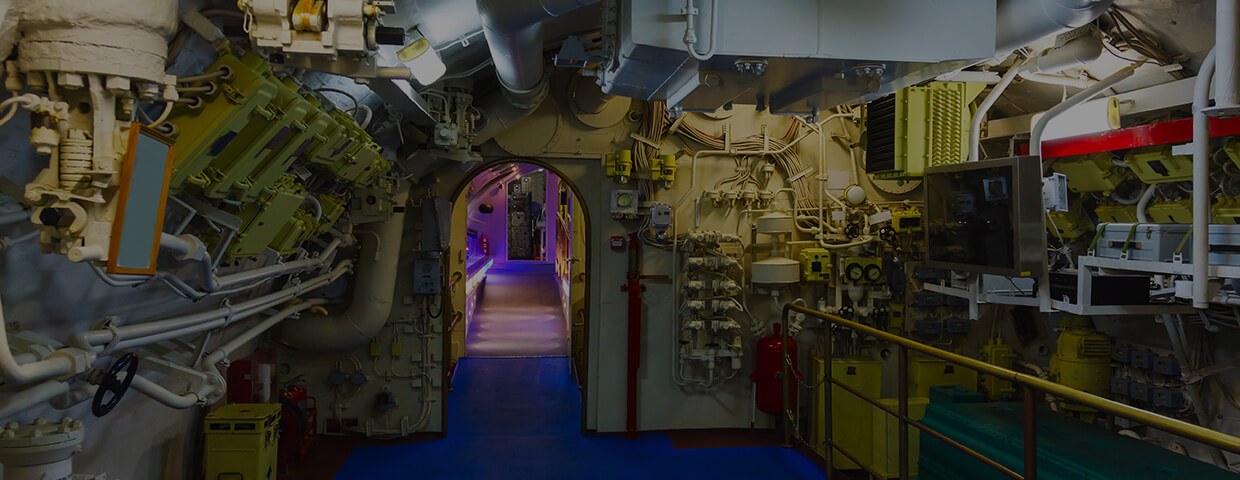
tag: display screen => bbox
[925,163,1018,272]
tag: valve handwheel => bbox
[92,353,139,417]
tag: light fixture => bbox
[398,26,445,86]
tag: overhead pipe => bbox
[472,0,601,144]
[1216,1,1240,111]
[1031,62,1141,155]
[275,187,410,353]
[994,0,1113,54]
[1193,50,1217,309]
[0,292,77,386]
[969,59,1028,162]
[0,380,70,421]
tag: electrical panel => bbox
[865,82,985,179]
[508,172,546,260]
[799,248,832,283]
[413,258,442,294]
[610,189,639,219]
[650,202,672,228]
[891,208,923,233]
[924,156,1044,277]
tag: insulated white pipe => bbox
[1018,71,1095,89]
[202,299,328,369]
[275,187,410,353]
[970,61,1027,162]
[130,374,204,409]
[0,211,27,226]
[1135,184,1156,223]
[0,380,70,421]
[1217,1,1240,110]
[1193,50,1217,309]
[1031,63,1141,155]
[0,293,76,386]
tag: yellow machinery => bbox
[1050,153,1132,193]
[1094,203,1139,224]
[871,397,929,478]
[1215,197,1240,224]
[891,208,922,233]
[1124,146,1193,184]
[811,356,881,469]
[799,248,832,283]
[908,356,977,397]
[865,82,985,179]
[226,175,307,259]
[651,153,677,189]
[205,403,280,480]
[980,339,1016,400]
[1050,317,1112,418]
[1147,199,1194,224]
[1046,204,1092,242]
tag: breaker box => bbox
[205,403,280,480]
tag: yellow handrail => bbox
[783,303,1240,455]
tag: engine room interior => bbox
[2,0,1240,479]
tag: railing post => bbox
[1024,385,1038,480]
[898,345,909,480]
[824,322,833,480]
[781,307,792,448]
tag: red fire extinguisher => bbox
[750,323,801,414]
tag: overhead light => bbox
[398,26,445,86]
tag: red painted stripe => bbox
[1040,116,1240,159]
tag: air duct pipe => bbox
[275,187,410,353]
[995,0,1113,54]
[1216,1,1240,111]
[1193,50,1217,309]
[472,0,600,144]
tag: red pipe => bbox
[623,232,643,436]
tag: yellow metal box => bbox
[800,248,832,282]
[205,403,280,480]
[811,356,882,470]
[908,356,977,397]
[871,396,929,478]
[1051,153,1131,193]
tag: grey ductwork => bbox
[472,0,600,144]
[274,186,410,353]
[995,0,1113,54]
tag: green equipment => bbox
[909,356,978,397]
[1046,204,1093,242]
[865,82,985,179]
[166,52,280,193]
[1094,203,1138,224]
[980,339,1016,400]
[204,403,280,480]
[811,356,881,470]
[1147,199,1194,224]
[226,175,307,259]
[237,78,335,202]
[1049,317,1111,418]
[201,57,316,200]
[1050,153,1132,193]
[1124,146,1193,184]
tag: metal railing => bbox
[780,303,1240,480]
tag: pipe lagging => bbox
[0,292,76,385]
[969,59,1028,162]
[275,187,410,353]
[1193,50,1217,309]
[70,260,351,352]
[203,299,329,368]
[1031,62,1142,155]
[0,380,70,421]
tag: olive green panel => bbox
[242,106,334,202]
[226,175,307,259]
[1124,146,1193,184]
[204,70,315,200]
[270,209,319,256]
[166,52,279,193]
[877,81,983,179]
[314,193,348,235]
[1051,153,1133,193]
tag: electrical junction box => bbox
[204,403,280,480]
[810,357,881,470]
[1124,146,1193,184]
[887,304,905,333]
[980,339,1016,401]
[1050,153,1133,193]
[1042,172,1069,213]
[610,190,639,218]
[799,248,832,282]
[891,208,922,233]
[413,257,442,294]
[314,194,348,235]
[650,202,672,228]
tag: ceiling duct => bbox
[472,0,600,144]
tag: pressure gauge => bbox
[864,264,883,283]
[845,262,864,282]
[616,192,633,207]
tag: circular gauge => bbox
[616,192,633,207]
[864,264,883,283]
[845,263,864,282]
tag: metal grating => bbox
[865,94,898,174]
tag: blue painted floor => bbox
[333,357,823,479]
